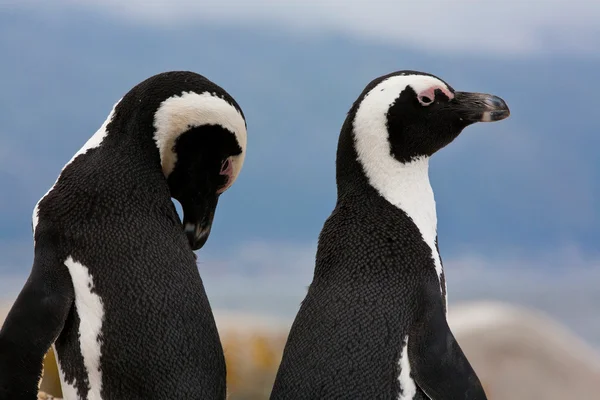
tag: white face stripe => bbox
[398,335,417,400]
[352,74,447,298]
[64,256,105,400]
[153,91,247,189]
[32,100,121,241]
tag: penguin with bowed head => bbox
[0,71,247,399]
[270,70,510,399]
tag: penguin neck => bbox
[336,125,445,298]
[337,124,439,242]
[67,129,170,205]
[365,155,438,251]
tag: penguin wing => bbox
[0,245,74,399]
[407,303,488,400]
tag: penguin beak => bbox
[451,92,510,123]
[181,195,219,251]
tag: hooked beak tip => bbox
[480,95,510,122]
[184,223,211,250]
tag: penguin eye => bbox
[419,96,433,106]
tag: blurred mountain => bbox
[0,7,599,274]
[450,302,600,399]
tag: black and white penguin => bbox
[0,71,247,399]
[270,71,510,400]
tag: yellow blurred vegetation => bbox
[222,331,287,400]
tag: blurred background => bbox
[0,0,599,399]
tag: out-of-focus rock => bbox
[449,301,600,400]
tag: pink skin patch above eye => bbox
[217,157,234,194]
[417,85,454,105]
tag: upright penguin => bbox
[270,71,510,400]
[0,71,247,399]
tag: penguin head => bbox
[350,70,510,164]
[114,71,247,250]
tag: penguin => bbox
[270,71,510,400]
[0,71,247,399]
